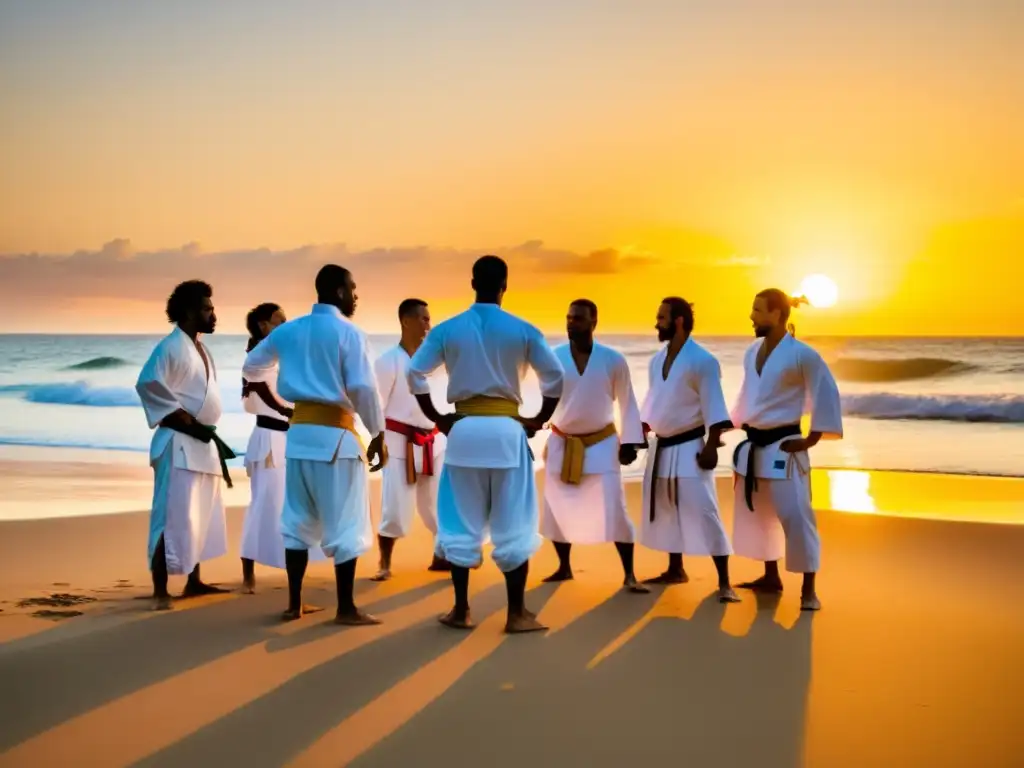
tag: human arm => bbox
[520,328,564,434]
[696,356,734,470]
[135,343,207,439]
[612,355,645,465]
[342,331,388,470]
[780,347,844,453]
[407,328,457,434]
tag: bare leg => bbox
[800,572,820,610]
[371,535,395,581]
[542,541,574,582]
[280,548,323,620]
[439,565,474,629]
[644,552,689,584]
[151,536,172,611]
[504,561,547,634]
[241,557,256,594]
[334,557,381,625]
[615,542,650,593]
[738,560,785,593]
[712,555,740,602]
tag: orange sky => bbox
[0,2,1020,335]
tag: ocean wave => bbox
[0,381,245,411]
[843,393,1024,423]
[831,357,976,382]
[63,356,131,371]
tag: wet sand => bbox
[0,461,1023,767]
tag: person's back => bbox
[405,255,564,634]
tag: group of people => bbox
[135,255,843,631]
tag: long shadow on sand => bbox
[350,588,814,768]
[0,576,449,752]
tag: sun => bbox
[796,273,839,308]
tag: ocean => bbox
[0,333,1021,480]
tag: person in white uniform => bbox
[372,298,449,580]
[238,302,327,593]
[243,265,388,624]
[540,299,649,593]
[136,280,234,610]
[639,297,739,602]
[407,255,564,634]
[730,288,843,611]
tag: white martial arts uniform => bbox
[541,342,644,544]
[730,333,843,574]
[239,364,327,569]
[242,304,385,565]
[136,327,228,575]
[407,303,564,573]
[374,345,446,541]
[639,338,734,556]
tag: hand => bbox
[366,433,389,472]
[618,444,639,466]
[434,413,457,435]
[696,442,719,471]
[779,438,812,453]
[281,406,294,420]
[517,415,546,439]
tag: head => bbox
[471,255,508,304]
[750,288,793,337]
[655,297,694,343]
[315,264,357,317]
[245,302,286,350]
[166,280,216,334]
[398,298,431,342]
[566,299,597,345]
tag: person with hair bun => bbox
[730,288,844,611]
[238,302,327,595]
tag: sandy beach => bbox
[1,458,1023,768]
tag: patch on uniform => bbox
[773,459,786,470]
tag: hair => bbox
[570,298,598,320]
[755,288,794,325]
[398,298,428,320]
[315,264,351,302]
[245,302,281,351]
[471,255,508,295]
[165,280,213,325]
[661,296,695,335]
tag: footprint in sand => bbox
[17,593,98,609]
[31,609,84,621]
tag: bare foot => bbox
[800,594,821,611]
[370,569,392,582]
[438,608,475,630]
[542,569,573,583]
[181,581,230,598]
[737,576,784,594]
[280,604,324,622]
[335,609,382,626]
[153,595,173,611]
[504,611,548,634]
[623,575,651,593]
[428,557,452,572]
[717,586,741,603]
[242,578,256,595]
[643,570,688,585]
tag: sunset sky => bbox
[0,1,1021,335]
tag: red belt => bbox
[386,418,439,484]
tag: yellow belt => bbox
[453,395,520,418]
[551,422,617,485]
[290,401,364,451]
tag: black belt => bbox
[733,423,802,512]
[256,415,289,432]
[648,425,706,521]
[166,422,236,488]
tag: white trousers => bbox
[241,457,327,569]
[640,473,732,556]
[148,448,227,575]
[731,473,820,573]
[282,457,374,565]
[541,471,635,544]
[436,463,541,573]
[378,460,439,540]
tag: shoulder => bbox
[595,342,628,368]
[793,338,828,367]
[507,311,545,340]
[687,339,719,368]
[743,339,762,361]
